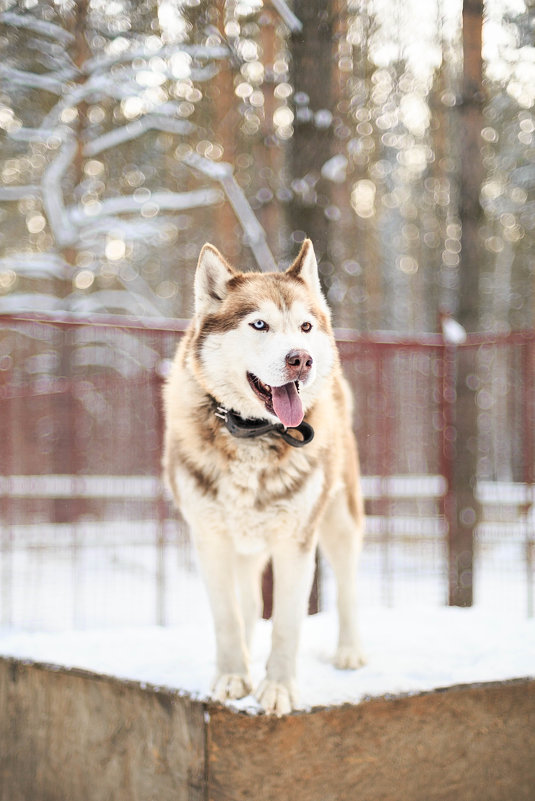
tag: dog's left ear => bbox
[286,239,329,312]
[194,243,236,315]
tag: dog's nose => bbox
[285,349,313,379]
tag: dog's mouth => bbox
[247,373,304,428]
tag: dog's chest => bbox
[187,441,324,553]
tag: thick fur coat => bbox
[163,239,365,715]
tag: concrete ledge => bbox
[1,656,534,801]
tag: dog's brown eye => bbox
[301,321,312,333]
[250,320,269,332]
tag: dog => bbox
[163,239,365,715]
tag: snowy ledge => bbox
[2,619,535,801]
[1,607,533,713]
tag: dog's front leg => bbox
[256,540,316,716]
[194,533,252,702]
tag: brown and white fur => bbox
[163,239,365,715]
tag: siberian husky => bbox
[163,239,365,715]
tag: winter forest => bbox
[1,0,535,333]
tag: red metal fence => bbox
[0,312,534,628]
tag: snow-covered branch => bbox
[83,114,196,157]
[8,127,59,143]
[269,0,303,33]
[221,174,278,272]
[183,153,277,272]
[77,216,177,244]
[0,254,69,279]
[182,151,232,181]
[42,135,78,248]
[1,11,75,46]
[83,42,230,75]
[0,185,42,200]
[0,65,68,95]
[26,35,77,70]
[41,74,143,129]
[69,188,223,227]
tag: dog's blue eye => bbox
[250,320,269,332]
[301,321,312,333]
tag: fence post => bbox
[0,363,13,626]
[442,340,478,606]
[523,341,534,618]
[153,365,167,627]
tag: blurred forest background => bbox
[1,0,535,334]
[1,1,535,621]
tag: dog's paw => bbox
[333,645,367,670]
[256,679,297,716]
[211,673,252,703]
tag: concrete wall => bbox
[1,656,534,801]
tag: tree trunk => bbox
[53,1,91,524]
[448,0,484,606]
[288,0,333,262]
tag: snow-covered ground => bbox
[0,528,534,711]
[1,606,533,713]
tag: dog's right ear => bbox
[194,244,236,315]
[286,238,329,315]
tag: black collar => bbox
[213,402,314,448]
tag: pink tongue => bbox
[271,382,303,428]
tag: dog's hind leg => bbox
[319,491,366,669]
[194,533,253,702]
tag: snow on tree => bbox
[1,0,534,333]
[0,0,288,320]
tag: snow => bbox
[441,315,467,345]
[1,606,533,713]
[1,534,533,716]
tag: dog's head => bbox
[190,239,336,428]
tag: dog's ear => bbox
[194,244,236,315]
[286,239,329,312]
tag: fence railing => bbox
[0,312,534,627]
